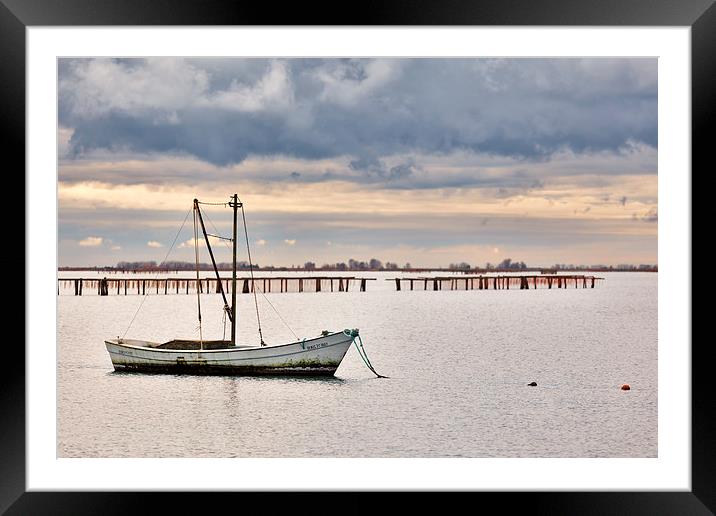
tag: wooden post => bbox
[243,279,250,293]
[79,279,83,296]
[74,279,78,296]
[433,279,438,291]
[395,278,401,291]
[299,278,303,292]
[345,279,350,292]
[591,277,595,288]
[339,278,344,292]
[361,278,366,292]
[316,278,321,292]
[411,279,414,291]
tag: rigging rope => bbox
[121,206,192,339]
[222,308,227,341]
[194,197,299,347]
[202,209,245,339]
[240,201,265,346]
[253,283,299,340]
[206,233,233,241]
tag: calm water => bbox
[57,271,657,457]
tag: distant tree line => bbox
[115,260,258,271]
[57,258,657,272]
[551,263,657,271]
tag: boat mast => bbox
[194,200,232,325]
[192,200,203,350]
[231,193,239,347]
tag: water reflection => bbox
[61,272,658,458]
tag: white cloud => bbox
[256,239,267,246]
[111,245,122,251]
[78,236,103,247]
[178,236,223,248]
[147,241,164,248]
[61,58,209,119]
[284,239,296,246]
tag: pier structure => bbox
[390,275,603,291]
[59,276,376,296]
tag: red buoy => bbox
[621,384,631,391]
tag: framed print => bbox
[5,0,711,513]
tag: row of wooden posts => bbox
[60,277,375,296]
[59,274,603,296]
[392,275,603,291]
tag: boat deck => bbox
[156,340,250,350]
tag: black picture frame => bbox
[4,0,710,513]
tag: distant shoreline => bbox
[58,266,657,273]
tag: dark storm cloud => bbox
[59,57,657,170]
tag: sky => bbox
[58,58,657,268]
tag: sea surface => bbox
[57,271,657,458]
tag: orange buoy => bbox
[621,384,631,391]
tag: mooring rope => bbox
[121,206,192,339]
[343,329,388,378]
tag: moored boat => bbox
[105,194,364,377]
[105,329,358,376]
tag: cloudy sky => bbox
[58,58,657,268]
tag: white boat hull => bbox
[105,330,356,376]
